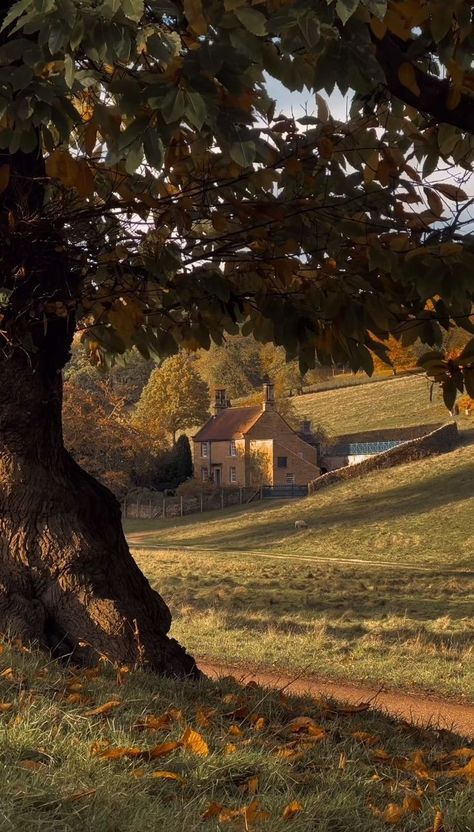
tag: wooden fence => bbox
[122,486,263,520]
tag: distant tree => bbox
[259,344,305,397]
[63,379,152,498]
[66,341,156,407]
[196,336,264,399]
[134,353,210,443]
[371,337,418,375]
[174,434,193,482]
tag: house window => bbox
[229,466,237,484]
[277,456,287,468]
[201,442,208,458]
[229,440,237,457]
[201,467,208,481]
[286,473,295,484]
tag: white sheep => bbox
[294,520,308,530]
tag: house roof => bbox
[193,407,262,441]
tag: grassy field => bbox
[290,374,467,436]
[127,444,474,698]
[1,638,473,832]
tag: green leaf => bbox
[161,88,186,124]
[335,0,360,26]
[442,379,456,411]
[143,129,164,168]
[234,7,267,36]
[362,0,387,19]
[229,139,256,167]
[184,91,206,131]
[0,0,33,32]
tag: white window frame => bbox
[229,466,237,484]
[285,473,295,484]
[229,439,237,457]
[201,442,208,458]
[201,467,208,481]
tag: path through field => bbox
[199,660,474,740]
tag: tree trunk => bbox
[0,345,198,677]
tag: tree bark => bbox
[0,341,198,677]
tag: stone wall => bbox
[309,422,458,493]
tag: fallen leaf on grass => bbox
[433,809,444,832]
[84,700,121,717]
[0,667,15,680]
[196,706,216,728]
[238,776,259,795]
[147,741,182,760]
[351,731,379,745]
[19,760,44,771]
[225,743,237,754]
[228,724,242,737]
[446,758,474,780]
[150,770,186,783]
[64,789,97,802]
[134,712,176,731]
[252,716,266,732]
[0,703,12,712]
[382,803,405,823]
[282,800,303,819]
[180,726,209,757]
[402,794,421,814]
[94,747,142,761]
[202,799,268,825]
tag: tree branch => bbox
[373,32,474,134]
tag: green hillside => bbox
[291,374,458,437]
[127,443,474,696]
[127,442,474,569]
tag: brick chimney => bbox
[301,419,311,435]
[262,382,275,411]
[213,388,227,415]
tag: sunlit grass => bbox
[1,638,473,832]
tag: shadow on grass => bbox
[141,461,474,559]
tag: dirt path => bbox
[199,659,474,740]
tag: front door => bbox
[213,466,222,486]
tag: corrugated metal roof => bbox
[193,407,262,441]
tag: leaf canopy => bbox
[0,0,473,392]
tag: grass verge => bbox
[1,638,473,832]
[134,547,474,700]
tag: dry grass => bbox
[1,638,473,832]
[126,443,474,698]
[134,548,474,699]
[290,374,470,436]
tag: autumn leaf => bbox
[183,0,207,35]
[402,794,422,814]
[19,759,44,771]
[225,742,237,754]
[0,164,10,195]
[64,789,97,802]
[351,731,379,746]
[446,758,474,780]
[433,183,468,201]
[147,740,182,760]
[94,746,142,761]
[84,699,121,717]
[202,802,222,820]
[282,800,303,819]
[150,770,186,783]
[382,802,405,823]
[0,702,12,712]
[433,809,444,832]
[180,726,209,757]
[244,799,269,825]
[398,62,421,96]
[252,716,266,732]
[134,712,175,731]
[228,724,242,736]
[196,706,216,728]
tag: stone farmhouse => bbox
[192,383,320,487]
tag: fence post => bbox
[148,498,152,518]
[137,498,141,518]
[180,495,184,517]
[259,484,263,501]
[162,497,166,519]
[239,487,243,505]
[200,491,203,513]
[221,489,224,509]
